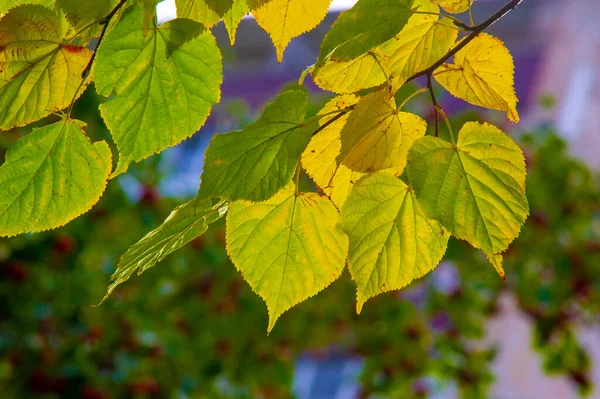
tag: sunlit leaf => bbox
[342,172,448,312]
[103,198,228,302]
[0,5,91,129]
[253,0,331,62]
[407,122,529,277]
[199,89,316,202]
[434,0,472,14]
[0,119,111,237]
[95,4,222,177]
[434,33,519,122]
[226,186,348,332]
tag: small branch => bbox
[426,74,439,138]
[81,0,130,78]
[406,0,525,83]
[311,108,352,136]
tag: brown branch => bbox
[426,75,439,137]
[406,0,525,83]
[81,0,130,79]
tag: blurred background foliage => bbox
[0,82,598,399]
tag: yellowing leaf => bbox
[312,0,457,94]
[316,0,414,64]
[302,95,363,208]
[175,0,232,27]
[226,186,348,332]
[199,89,316,202]
[407,122,529,277]
[95,5,222,177]
[253,0,331,62]
[0,119,112,237]
[0,5,91,129]
[342,173,448,312]
[434,0,472,13]
[103,198,228,302]
[223,0,250,45]
[0,0,55,14]
[338,89,426,173]
[57,0,119,40]
[434,33,520,122]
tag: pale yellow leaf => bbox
[435,0,472,13]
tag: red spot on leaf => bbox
[64,45,85,53]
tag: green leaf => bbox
[0,5,91,129]
[407,122,529,277]
[175,0,233,27]
[94,4,223,177]
[338,89,426,173]
[0,119,112,237]
[342,173,448,312]
[56,0,119,37]
[102,197,228,302]
[226,186,348,332]
[199,89,316,202]
[223,0,249,45]
[0,0,55,14]
[316,0,415,65]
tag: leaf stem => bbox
[436,105,455,146]
[310,108,353,137]
[398,87,428,111]
[426,75,440,138]
[368,51,392,89]
[406,0,525,83]
[409,10,469,30]
[80,0,130,79]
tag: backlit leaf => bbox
[57,0,119,38]
[342,173,448,312]
[0,0,55,14]
[316,0,415,65]
[223,0,250,45]
[407,122,529,277]
[338,89,426,173]
[95,4,222,177]
[199,89,316,202]
[301,95,363,208]
[0,5,91,129]
[103,198,229,302]
[0,119,111,237]
[253,0,332,62]
[226,186,348,332]
[434,0,472,14]
[434,33,519,122]
[175,0,233,27]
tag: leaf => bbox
[0,119,112,237]
[316,0,415,65]
[57,0,119,37]
[338,89,426,173]
[0,0,55,14]
[223,0,250,45]
[102,198,228,302]
[175,0,232,27]
[434,33,519,122]
[94,4,222,177]
[199,89,317,202]
[342,173,448,312]
[302,95,363,208]
[407,122,529,277]
[312,0,457,94]
[0,5,91,129]
[226,186,348,332]
[253,0,331,62]
[435,0,472,14]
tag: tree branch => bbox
[426,75,440,137]
[406,0,525,83]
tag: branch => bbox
[406,0,525,83]
[426,75,439,137]
[81,0,130,79]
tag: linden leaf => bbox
[223,0,250,45]
[342,173,448,312]
[226,186,348,332]
[301,94,363,208]
[434,0,472,14]
[57,0,119,39]
[312,0,457,94]
[434,33,520,122]
[0,119,112,237]
[338,89,426,173]
[407,122,529,277]
[199,89,316,202]
[103,198,228,302]
[95,4,222,177]
[0,5,91,129]
[253,0,331,62]
[175,0,233,27]
[0,0,55,14]
[316,0,415,65]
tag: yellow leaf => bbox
[434,33,520,122]
[226,186,348,332]
[302,95,364,208]
[253,0,331,62]
[434,0,472,13]
[0,5,91,129]
[338,89,426,173]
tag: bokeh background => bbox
[1,0,599,398]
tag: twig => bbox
[81,0,130,79]
[406,0,525,83]
[426,75,439,137]
[311,109,352,136]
